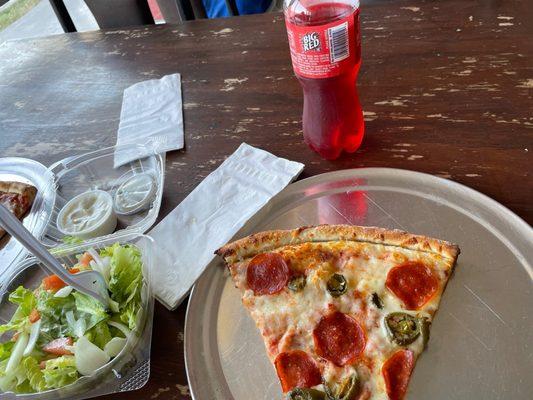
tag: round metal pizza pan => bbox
[0,157,56,284]
[185,168,532,400]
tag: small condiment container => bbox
[57,190,117,239]
[113,173,157,215]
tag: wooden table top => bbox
[0,0,531,398]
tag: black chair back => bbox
[49,0,262,33]
[49,0,154,32]
[85,0,155,29]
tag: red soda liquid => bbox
[285,2,364,160]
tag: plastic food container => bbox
[41,144,164,250]
[0,144,164,399]
[0,158,56,282]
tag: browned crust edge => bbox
[0,181,37,200]
[215,225,460,264]
[0,181,37,240]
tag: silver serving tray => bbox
[185,168,532,400]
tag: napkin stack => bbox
[149,143,304,309]
[114,74,184,168]
[114,74,304,310]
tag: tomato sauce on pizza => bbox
[217,225,459,400]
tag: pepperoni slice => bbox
[246,253,289,295]
[313,311,366,367]
[382,349,415,400]
[385,262,438,310]
[274,350,322,393]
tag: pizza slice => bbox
[0,181,37,239]
[216,225,459,400]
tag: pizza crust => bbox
[216,224,459,264]
[0,181,38,240]
[217,225,460,398]
[0,181,37,199]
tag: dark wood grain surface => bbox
[0,0,531,398]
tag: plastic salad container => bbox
[0,144,164,399]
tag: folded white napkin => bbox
[114,73,184,168]
[148,143,304,310]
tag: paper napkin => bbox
[114,73,184,168]
[149,143,304,310]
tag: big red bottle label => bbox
[285,11,359,79]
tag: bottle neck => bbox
[285,1,359,27]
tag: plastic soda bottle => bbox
[284,0,364,160]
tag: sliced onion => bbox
[6,332,29,375]
[89,259,103,276]
[104,337,127,358]
[87,248,103,266]
[88,250,111,283]
[23,320,42,356]
[100,257,111,282]
[64,345,76,353]
[65,310,76,326]
[76,318,87,337]
[107,321,131,338]
[54,285,73,298]
[66,311,87,337]
[74,336,110,376]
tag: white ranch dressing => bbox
[57,190,116,239]
[113,173,155,215]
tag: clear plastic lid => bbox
[41,144,164,248]
[1,144,163,286]
[0,158,56,288]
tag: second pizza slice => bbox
[216,225,459,400]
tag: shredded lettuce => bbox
[35,290,75,343]
[85,321,112,350]
[36,289,107,341]
[62,236,83,245]
[0,286,36,335]
[0,361,34,393]
[0,243,144,394]
[42,356,79,389]
[119,300,140,330]
[0,359,14,391]
[105,244,142,303]
[0,356,78,393]
[0,355,35,393]
[0,342,14,361]
[9,286,36,313]
[23,357,47,392]
[15,379,34,394]
[65,311,87,338]
[104,244,143,329]
[72,292,108,331]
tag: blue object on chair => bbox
[202,0,272,18]
[202,0,230,17]
[235,0,272,14]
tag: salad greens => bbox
[61,236,84,246]
[0,243,145,394]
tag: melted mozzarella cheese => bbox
[230,240,454,399]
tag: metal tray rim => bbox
[184,167,532,400]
